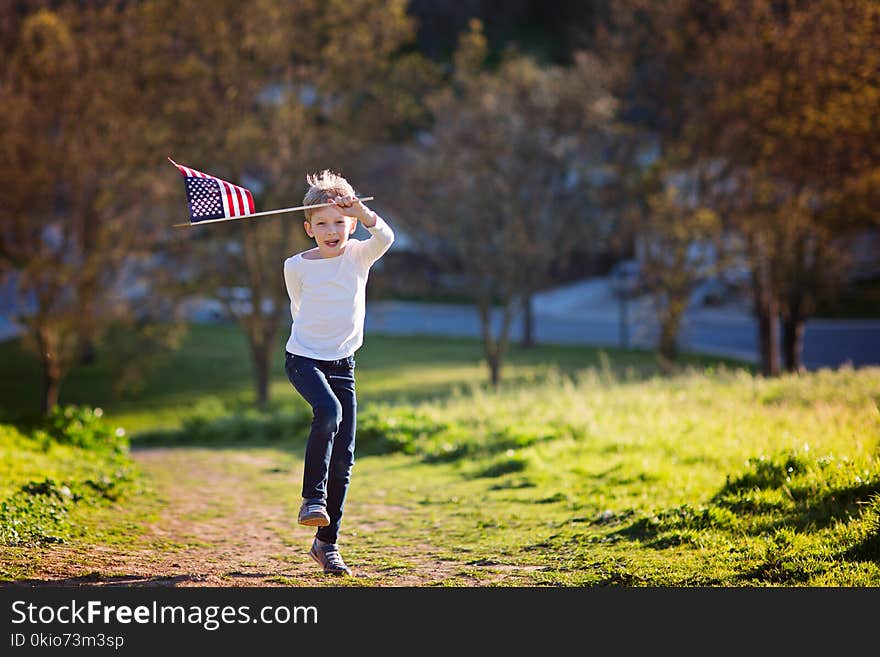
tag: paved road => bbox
[365,278,880,370]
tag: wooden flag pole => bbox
[172,196,375,228]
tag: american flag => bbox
[168,157,255,223]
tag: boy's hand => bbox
[332,195,376,227]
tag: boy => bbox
[283,169,394,576]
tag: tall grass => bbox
[0,325,750,433]
[120,359,880,585]
[349,364,880,585]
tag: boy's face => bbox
[304,205,357,258]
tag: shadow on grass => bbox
[733,493,879,584]
[609,453,880,585]
[612,479,880,540]
[843,525,880,562]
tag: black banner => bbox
[0,586,874,653]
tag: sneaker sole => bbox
[298,515,330,527]
[309,550,351,576]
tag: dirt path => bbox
[7,447,469,587]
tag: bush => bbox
[0,407,136,547]
[43,405,128,454]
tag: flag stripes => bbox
[168,157,255,223]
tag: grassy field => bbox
[0,323,749,433]
[346,366,880,585]
[2,324,879,586]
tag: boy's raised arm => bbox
[360,212,394,264]
[332,195,394,264]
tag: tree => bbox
[688,0,880,372]
[138,0,437,407]
[402,20,617,387]
[599,0,880,374]
[640,192,723,364]
[0,4,184,413]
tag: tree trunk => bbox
[751,244,781,377]
[756,301,781,377]
[658,312,681,361]
[77,204,101,367]
[782,314,806,373]
[487,352,501,388]
[618,295,630,349]
[42,359,62,414]
[521,294,534,349]
[656,294,685,375]
[781,277,807,372]
[240,222,283,409]
[36,329,63,414]
[78,338,98,366]
[477,297,513,389]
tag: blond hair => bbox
[302,169,356,222]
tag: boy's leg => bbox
[285,355,342,505]
[315,359,356,545]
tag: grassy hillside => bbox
[2,326,878,585]
[130,362,880,586]
[0,406,138,554]
[348,366,880,585]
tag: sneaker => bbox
[309,538,352,576]
[298,499,330,527]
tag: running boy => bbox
[283,170,394,576]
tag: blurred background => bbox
[1,0,878,416]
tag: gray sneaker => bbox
[309,538,352,576]
[298,500,330,527]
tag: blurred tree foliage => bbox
[407,0,611,65]
[690,0,880,372]
[3,0,878,413]
[598,0,880,374]
[138,0,439,407]
[402,19,618,387]
[620,159,726,364]
[0,0,441,412]
[0,3,185,413]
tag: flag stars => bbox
[185,177,224,221]
[171,161,254,224]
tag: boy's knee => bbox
[313,402,342,434]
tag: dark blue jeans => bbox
[285,352,356,544]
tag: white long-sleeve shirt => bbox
[283,214,394,360]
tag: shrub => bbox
[43,405,128,454]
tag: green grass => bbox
[328,365,880,586]
[2,325,878,586]
[0,323,749,434]
[0,409,142,564]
